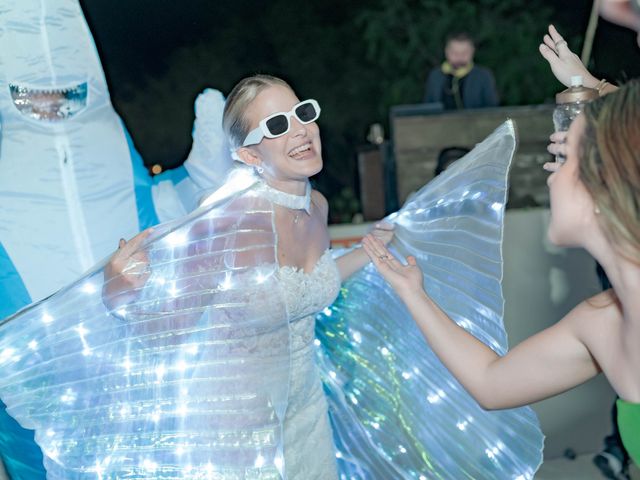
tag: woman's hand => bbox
[103,228,153,310]
[335,222,394,281]
[539,25,598,89]
[369,221,395,246]
[544,130,568,170]
[362,234,424,297]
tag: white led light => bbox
[165,231,188,247]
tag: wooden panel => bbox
[392,105,555,206]
[357,147,386,221]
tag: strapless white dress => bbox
[278,249,340,479]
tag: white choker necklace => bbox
[258,181,312,216]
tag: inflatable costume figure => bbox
[0,0,231,476]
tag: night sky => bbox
[81,1,228,82]
[81,0,640,91]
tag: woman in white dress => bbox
[220,74,393,478]
[105,74,393,479]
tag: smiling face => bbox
[238,84,323,188]
[546,115,598,247]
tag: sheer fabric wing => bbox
[0,171,291,479]
[317,120,544,479]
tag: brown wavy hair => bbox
[223,74,291,150]
[579,79,640,262]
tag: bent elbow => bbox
[473,390,503,411]
[477,398,502,411]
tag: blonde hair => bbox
[579,79,640,262]
[223,74,291,150]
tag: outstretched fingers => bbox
[363,235,405,272]
[548,25,565,46]
[106,228,155,281]
[541,25,569,58]
[118,228,154,256]
[363,234,389,263]
[363,235,388,261]
[542,34,558,55]
[363,235,426,298]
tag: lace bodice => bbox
[278,250,341,321]
[277,250,341,353]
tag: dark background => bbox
[80,0,640,222]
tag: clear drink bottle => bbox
[552,75,598,162]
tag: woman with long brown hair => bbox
[364,79,640,466]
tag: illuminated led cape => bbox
[0,121,543,478]
[0,170,290,479]
[318,120,544,479]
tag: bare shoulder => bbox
[563,289,622,338]
[311,189,329,218]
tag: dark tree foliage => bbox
[88,0,638,222]
[357,0,556,115]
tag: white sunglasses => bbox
[242,99,321,147]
